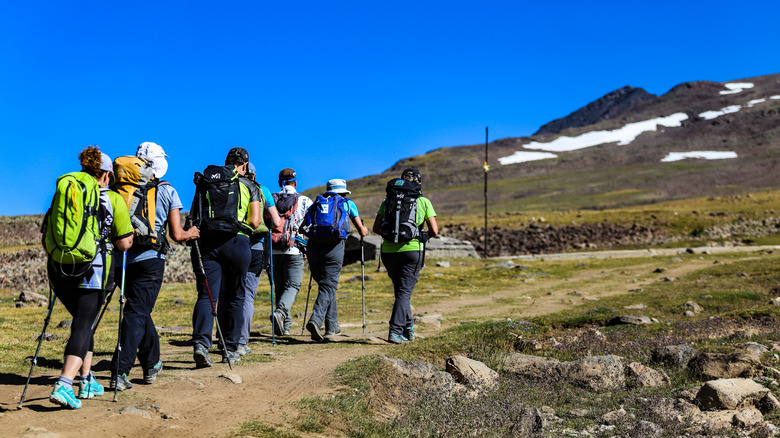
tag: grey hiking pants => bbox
[307,240,344,333]
[273,253,305,332]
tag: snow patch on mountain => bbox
[661,151,738,162]
[497,151,558,165]
[699,105,742,120]
[720,82,754,95]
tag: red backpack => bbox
[270,192,300,249]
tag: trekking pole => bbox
[268,231,276,346]
[91,286,115,332]
[113,251,127,401]
[301,271,312,336]
[360,236,366,335]
[193,240,232,370]
[18,284,56,409]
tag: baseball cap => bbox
[100,153,113,173]
[247,162,257,176]
[136,141,169,178]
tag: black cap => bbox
[225,147,249,165]
[401,167,422,183]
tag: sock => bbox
[57,376,73,386]
[80,373,92,382]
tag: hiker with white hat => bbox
[300,178,368,342]
[110,141,200,391]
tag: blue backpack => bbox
[303,192,351,243]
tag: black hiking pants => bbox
[382,250,423,335]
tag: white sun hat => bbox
[136,141,169,178]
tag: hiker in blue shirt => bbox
[303,179,368,342]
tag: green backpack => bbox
[42,171,101,272]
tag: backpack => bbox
[191,165,254,236]
[269,192,300,249]
[302,192,351,243]
[380,178,423,243]
[42,171,101,273]
[112,156,170,253]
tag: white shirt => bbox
[272,185,313,255]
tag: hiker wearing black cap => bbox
[372,168,438,344]
[109,142,200,391]
[190,147,262,366]
[45,147,134,409]
[302,179,368,341]
[270,168,313,336]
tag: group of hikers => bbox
[30,143,438,410]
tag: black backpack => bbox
[380,178,423,243]
[191,165,254,236]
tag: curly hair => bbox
[79,146,103,177]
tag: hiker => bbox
[372,168,437,344]
[270,168,313,336]
[231,162,280,354]
[190,147,262,366]
[302,179,368,341]
[45,147,133,409]
[109,142,200,391]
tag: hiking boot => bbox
[325,328,342,337]
[283,329,291,336]
[50,382,82,409]
[237,344,252,356]
[110,373,133,391]
[77,373,104,399]
[193,343,213,368]
[388,333,409,344]
[306,321,324,342]
[222,350,241,363]
[143,360,163,384]
[403,325,415,341]
[272,311,285,336]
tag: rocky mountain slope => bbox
[338,73,780,218]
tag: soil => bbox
[0,246,775,438]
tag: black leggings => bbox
[50,270,106,359]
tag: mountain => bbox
[333,73,780,218]
[534,86,658,136]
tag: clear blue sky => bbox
[1,1,778,216]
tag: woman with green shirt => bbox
[372,168,438,344]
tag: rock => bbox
[219,373,242,384]
[35,333,59,341]
[626,362,669,388]
[695,378,770,410]
[653,267,666,273]
[568,290,582,296]
[119,406,153,419]
[378,355,459,395]
[601,406,634,424]
[557,355,625,391]
[435,261,450,268]
[445,356,499,389]
[416,314,443,327]
[742,342,768,360]
[489,261,517,269]
[771,297,780,306]
[173,299,184,307]
[510,407,544,435]
[688,352,760,379]
[660,276,676,282]
[19,291,48,306]
[56,320,72,328]
[758,392,780,414]
[623,303,647,310]
[652,344,698,369]
[683,301,704,313]
[679,385,703,402]
[515,339,544,351]
[15,301,28,308]
[502,353,559,378]
[732,407,763,427]
[760,422,780,436]
[684,310,696,317]
[691,410,738,431]
[566,408,592,418]
[606,315,652,326]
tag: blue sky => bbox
[1,1,778,215]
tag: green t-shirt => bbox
[377,196,436,253]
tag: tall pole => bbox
[483,126,489,258]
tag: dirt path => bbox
[1,246,772,437]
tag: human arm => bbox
[426,216,438,238]
[267,205,281,229]
[351,216,368,237]
[247,201,261,229]
[114,234,134,252]
[372,213,382,235]
[168,209,199,242]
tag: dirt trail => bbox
[0,247,771,437]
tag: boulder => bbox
[691,410,738,431]
[732,407,763,428]
[445,355,499,389]
[606,315,652,326]
[683,301,704,313]
[19,291,48,306]
[758,392,780,414]
[626,362,669,388]
[435,261,450,268]
[770,297,780,306]
[502,353,558,378]
[742,342,769,360]
[556,355,625,391]
[688,352,760,379]
[509,407,544,435]
[695,378,770,410]
[601,406,634,424]
[378,355,459,396]
[652,344,698,369]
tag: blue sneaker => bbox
[78,373,104,399]
[388,333,409,344]
[50,382,82,409]
[404,325,415,341]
